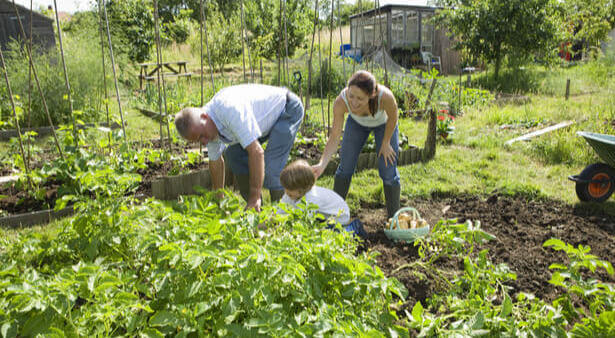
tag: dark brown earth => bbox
[356,194,615,310]
[0,159,208,215]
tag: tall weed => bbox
[0,28,108,128]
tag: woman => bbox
[312,70,400,218]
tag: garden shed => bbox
[349,0,460,74]
[0,0,55,51]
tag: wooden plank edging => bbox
[0,148,426,226]
[0,206,74,229]
[151,146,423,200]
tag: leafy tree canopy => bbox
[560,0,615,54]
[436,0,561,79]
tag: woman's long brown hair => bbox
[347,70,378,116]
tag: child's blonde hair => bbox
[280,160,315,196]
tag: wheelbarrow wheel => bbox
[575,163,615,202]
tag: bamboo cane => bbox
[338,0,346,80]
[240,0,247,83]
[200,0,215,93]
[26,0,33,162]
[52,0,78,146]
[327,0,335,135]
[11,0,64,160]
[97,0,111,146]
[283,0,290,85]
[306,0,319,110]
[199,0,204,106]
[318,21,325,132]
[0,48,32,190]
[101,0,127,140]
[376,0,389,86]
[152,0,171,151]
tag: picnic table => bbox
[138,61,192,90]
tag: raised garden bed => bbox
[151,146,422,200]
[1,141,423,227]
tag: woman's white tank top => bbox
[340,87,388,127]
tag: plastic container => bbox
[384,207,430,243]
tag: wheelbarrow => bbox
[568,131,615,202]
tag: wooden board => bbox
[505,121,575,145]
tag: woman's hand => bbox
[379,143,396,167]
[311,162,327,179]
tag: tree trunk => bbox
[494,44,502,81]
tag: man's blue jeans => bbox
[225,91,304,191]
[335,115,400,186]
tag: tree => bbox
[244,0,312,60]
[105,0,155,63]
[560,0,615,56]
[338,0,375,26]
[437,0,561,80]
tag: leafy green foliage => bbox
[9,128,200,208]
[0,192,407,335]
[544,239,615,336]
[407,220,566,336]
[104,0,155,63]
[436,0,562,79]
[188,4,242,76]
[0,35,107,128]
[560,0,615,56]
[338,0,376,26]
[245,0,312,60]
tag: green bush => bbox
[307,57,346,99]
[0,30,107,128]
[188,7,242,76]
[162,9,194,45]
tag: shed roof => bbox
[349,2,439,20]
[0,0,53,23]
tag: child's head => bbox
[279,160,315,200]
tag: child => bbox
[278,160,365,237]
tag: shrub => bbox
[0,29,107,128]
[307,57,346,99]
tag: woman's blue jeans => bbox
[335,115,400,186]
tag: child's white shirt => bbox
[279,186,350,225]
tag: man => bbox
[175,84,304,211]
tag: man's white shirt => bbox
[204,84,288,160]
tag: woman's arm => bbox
[378,87,399,167]
[312,96,347,178]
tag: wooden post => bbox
[260,59,263,84]
[422,79,438,162]
[565,79,570,100]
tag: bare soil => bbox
[357,194,615,310]
[0,159,208,216]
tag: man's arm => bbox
[245,140,265,211]
[209,157,225,190]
